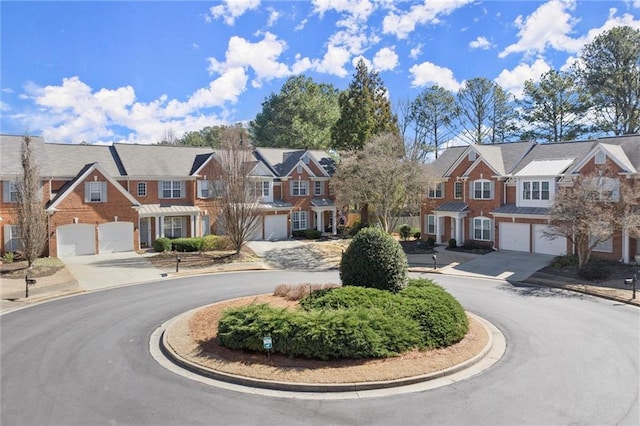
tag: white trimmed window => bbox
[2,181,18,203]
[473,217,491,241]
[523,180,550,200]
[198,180,224,198]
[137,182,147,197]
[454,181,463,199]
[291,180,308,196]
[85,181,107,203]
[163,217,184,238]
[160,181,184,199]
[254,180,270,198]
[3,225,21,252]
[595,151,606,165]
[472,180,492,200]
[427,215,436,234]
[292,211,307,230]
[428,182,444,198]
[314,181,323,196]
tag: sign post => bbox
[263,336,272,359]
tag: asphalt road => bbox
[1,271,638,426]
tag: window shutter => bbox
[181,181,186,198]
[102,182,108,202]
[84,182,90,202]
[197,180,204,198]
[2,181,10,202]
[158,181,164,199]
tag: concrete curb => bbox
[156,307,504,394]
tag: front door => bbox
[140,218,150,248]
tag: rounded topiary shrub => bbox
[153,237,172,252]
[339,227,408,292]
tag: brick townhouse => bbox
[422,134,640,263]
[0,135,337,257]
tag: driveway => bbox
[60,251,166,291]
[440,250,555,282]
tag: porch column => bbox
[435,214,441,244]
[332,207,337,235]
[456,217,464,246]
[623,228,630,263]
[190,215,196,237]
[317,212,323,232]
[156,216,163,238]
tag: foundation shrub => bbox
[339,227,408,293]
[399,224,412,241]
[202,235,232,251]
[153,237,172,252]
[171,237,204,252]
[578,258,612,281]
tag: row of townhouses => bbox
[422,134,640,263]
[0,135,337,257]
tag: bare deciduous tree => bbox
[332,133,432,233]
[16,136,48,268]
[215,127,262,253]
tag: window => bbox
[595,151,606,165]
[428,182,444,198]
[2,181,18,202]
[137,182,147,197]
[296,164,303,174]
[314,181,323,196]
[473,217,491,241]
[291,211,307,230]
[3,225,21,252]
[291,180,308,196]
[254,181,270,197]
[160,181,183,199]
[472,180,492,200]
[468,151,477,161]
[85,181,107,202]
[427,215,435,234]
[454,181,463,199]
[522,180,550,200]
[163,217,184,238]
[586,177,620,201]
[198,180,224,199]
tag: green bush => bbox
[202,235,232,251]
[2,252,15,264]
[339,227,408,293]
[399,224,411,240]
[171,237,204,252]
[153,237,172,252]
[348,221,369,237]
[426,236,436,246]
[218,279,468,359]
[292,229,323,240]
[550,254,579,268]
[412,228,421,239]
[448,238,457,249]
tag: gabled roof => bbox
[568,138,640,175]
[437,141,535,178]
[44,143,123,178]
[46,163,140,212]
[253,147,335,178]
[428,146,466,178]
[510,140,592,176]
[112,144,213,177]
[0,135,49,177]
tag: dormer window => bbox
[595,151,606,165]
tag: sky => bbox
[1,0,640,145]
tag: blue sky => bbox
[2,0,639,145]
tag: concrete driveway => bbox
[439,250,555,282]
[60,252,166,291]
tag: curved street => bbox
[1,270,638,425]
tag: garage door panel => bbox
[264,215,288,240]
[499,223,530,252]
[247,217,263,241]
[534,225,566,256]
[98,222,134,254]
[57,224,95,257]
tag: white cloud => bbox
[266,8,280,27]
[314,44,351,77]
[0,101,10,112]
[499,0,583,58]
[578,8,640,48]
[469,36,493,50]
[208,0,260,26]
[409,44,422,59]
[312,0,374,22]
[207,32,291,86]
[372,47,398,71]
[382,0,474,40]
[495,58,551,99]
[409,62,461,91]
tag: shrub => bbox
[578,258,612,281]
[300,286,400,311]
[412,228,421,239]
[398,279,469,348]
[426,236,436,246]
[171,237,204,252]
[2,252,14,264]
[273,283,340,301]
[202,235,233,251]
[153,237,172,253]
[399,224,411,241]
[448,238,457,249]
[292,229,323,240]
[348,221,369,237]
[339,227,408,293]
[550,254,579,268]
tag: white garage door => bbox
[264,215,288,240]
[98,222,134,253]
[499,223,530,252]
[247,217,264,240]
[57,224,95,257]
[534,224,567,256]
